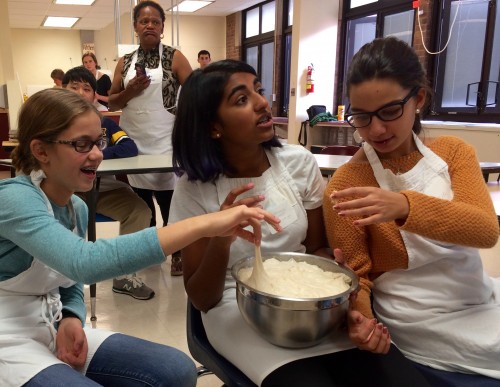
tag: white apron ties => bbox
[201,150,353,385]
[119,44,177,190]
[0,170,112,386]
[364,134,500,378]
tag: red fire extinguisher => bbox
[306,64,314,93]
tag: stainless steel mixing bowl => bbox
[231,252,359,348]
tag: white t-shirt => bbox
[169,144,353,385]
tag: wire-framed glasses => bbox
[47,137,108,153]
[345,87,420,128]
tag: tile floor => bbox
[1,170,500,386]
[85,216,224,386]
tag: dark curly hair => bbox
[133,0,165,24]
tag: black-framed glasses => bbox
[46,137,108,153]
[345,87,420,128]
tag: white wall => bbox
[10,14,226,93]
[11,29,82,92]
[287,0,339,144]
[422,122,500,162]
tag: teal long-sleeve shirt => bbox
[0,175,166,323]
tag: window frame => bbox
[338,0,416,107]
[279,0,293,117]
[340,0,500,123]
[430,0,499,123]
[242,0,293,117]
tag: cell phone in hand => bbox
[135,62,146,77]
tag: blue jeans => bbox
[25,333,197,386]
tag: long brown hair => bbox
[11,88,99,175]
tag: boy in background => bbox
[50,68,65,88]
[62,66,155,300]
[197,50,211,69]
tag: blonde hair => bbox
[11,88,99,175]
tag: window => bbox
[245,7,260,38]
[351,0,377,8]
[339,0,415,106]
[432,0,499,122]
[280,0,293,116]
[243,1,276,108]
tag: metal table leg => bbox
[87,177,100,321]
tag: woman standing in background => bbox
[109,0,192,276]
[82,52,112,109]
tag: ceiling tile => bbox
[8,0,264,30]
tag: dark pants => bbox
[133,188,180,257]
[133,188,174,227]
[413,362,500,387]
[262,344,431,387]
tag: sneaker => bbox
[112,275,155,300]
[171,255,183,276]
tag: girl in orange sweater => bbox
[324,37,500,385]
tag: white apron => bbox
[365,134,500,378]
[0,170,113,386]
[120,44,177,190]
[202,150,353,385]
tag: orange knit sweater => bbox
[323,136,499,319]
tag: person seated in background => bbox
[0,87,280,386]
[197,49,211,69]
[324,36,500,386]
[63,66,155,300]
[50,68,65,88]
[169,59,432,387]
[82,52,112,109]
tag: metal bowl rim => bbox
[231,252,359,302]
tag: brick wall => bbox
[413,0,434,79]
[226,14,241,60]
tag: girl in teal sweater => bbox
[0,88,280,386]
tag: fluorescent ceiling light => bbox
[168,1,213,13]
[43,16,79,28]
[54,0,95,4]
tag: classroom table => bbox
[0,158,15,177]
[313,154,352,177]
[88,154,175,320]
[1,140,18,151]
[479,162,500,183]
[3,157,498,185]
